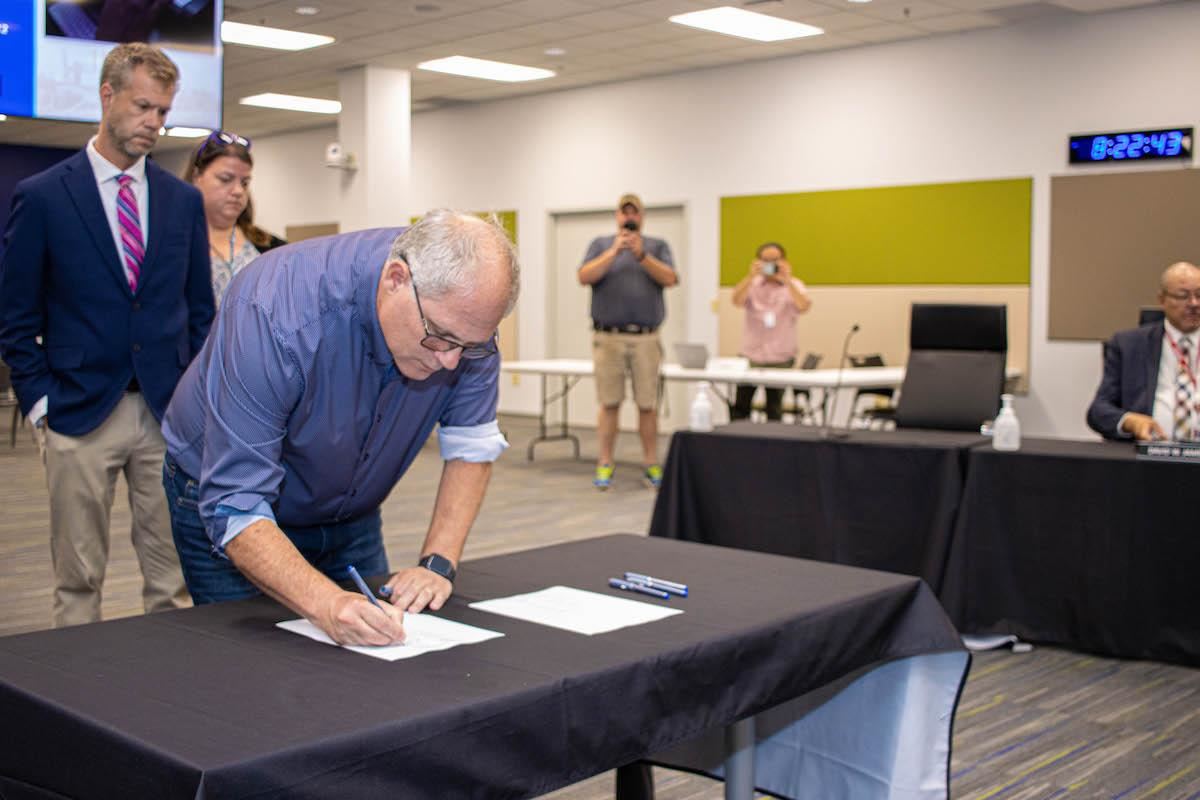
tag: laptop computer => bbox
[673,343,709,369]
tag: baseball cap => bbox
[617,193,644,212]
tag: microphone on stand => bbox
[821,323,860,440]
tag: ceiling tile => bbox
[764,0,852,17]
[495,0,600,18]
[222,45,282,67]
[1048,0,1157,10]
[843,22,930,42]
[542,30,642,53]
[223,0,290,11]
[223,0,367,28]
[565,9,656,32]
[294,11,413,38]
[503,18,597,41]
[620,0,711,18]
[858,0,959,22]
[914,11,1005,31]
[937,0,1050,9]
[803,10,886,31]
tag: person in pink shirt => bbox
[730,242,812,421]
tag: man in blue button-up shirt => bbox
[162,210,519,646]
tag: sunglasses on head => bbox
[194,130,252,166]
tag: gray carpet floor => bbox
[0,414,1196,799]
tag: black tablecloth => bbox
[944,437,1200,665]
[0,534,963,800]
[650,422,987,594]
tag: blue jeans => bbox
[162,456,389,604]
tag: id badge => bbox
[763,311,777,329]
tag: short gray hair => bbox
[389,209,520,315]
[1161,261,1200,291]
[100,42,179,92]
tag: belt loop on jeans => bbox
[594,323,656,335]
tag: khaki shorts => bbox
[592,331,662,410]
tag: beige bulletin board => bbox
[1049,168,1200,340]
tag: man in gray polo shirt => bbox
[578,193,678,490]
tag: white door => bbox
[548,206,690,435]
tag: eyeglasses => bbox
[193,130,252,166]
[1164,290,1200,302]
[407,261,498,360]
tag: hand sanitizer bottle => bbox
[992,393,1020,451]
[689,381,714,432]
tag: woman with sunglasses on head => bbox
[183,131,286,306]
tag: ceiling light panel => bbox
[239,93,343,113]
[417,56,555,82]
[221,21,335,50]
[668,6,825,41]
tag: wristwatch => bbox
[418,553,457,583]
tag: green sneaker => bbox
[593,463,614,490]
[643,464,664,489]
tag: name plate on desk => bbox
[1135,441,1200,464]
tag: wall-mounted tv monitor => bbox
[0,0,222,130]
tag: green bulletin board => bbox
[720,178,1031,286]
[410,210,517,244]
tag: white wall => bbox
[228,1,1200,439]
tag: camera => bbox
[622,220,639,232]
[761,261,778,276]
[324,142,356,171]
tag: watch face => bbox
[420,554,456,581]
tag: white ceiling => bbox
[0,0,1172,151]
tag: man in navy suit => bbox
[0,43,213,626]
[1087,261,1200,441]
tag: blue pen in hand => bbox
[346,565,382,609]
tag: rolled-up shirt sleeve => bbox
[437,354,507,462]
[439,420,508,462]
[215,501,276,555]
[198,298,303,547]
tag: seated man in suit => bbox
[1087,261,1200,441]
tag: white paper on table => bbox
[276,615,504,661]
[468,585,683,635]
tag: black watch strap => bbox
[418,553,456,583]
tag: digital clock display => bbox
[1069,127,1193,164]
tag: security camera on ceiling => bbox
[324,141,357,171]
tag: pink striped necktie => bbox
[116,174,144,293]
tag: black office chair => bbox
[1139,306,1165,326]
[889,303,1008,431]
[846,353,895,428]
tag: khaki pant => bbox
[592,331,662,410]
[44,393,188,627]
